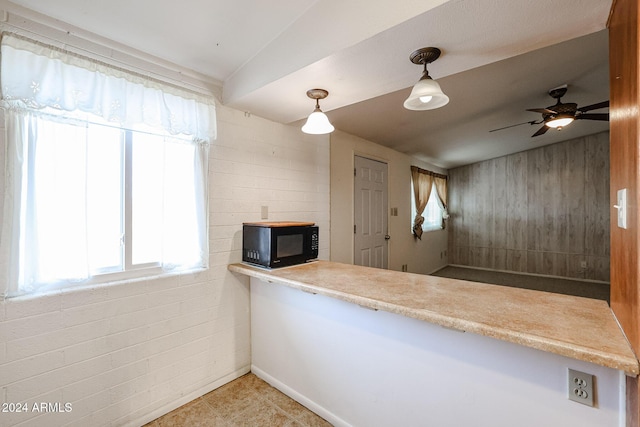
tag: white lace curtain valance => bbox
[0,33,216,142]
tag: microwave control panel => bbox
[311,229,319,256]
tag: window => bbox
[411,181,445,232]
[29,119,203,283]
[410,166,448,239]
[0,34,215,297]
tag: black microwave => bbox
[242,221,319,268]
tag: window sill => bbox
[420,226,444,233]
[9,266,209,299]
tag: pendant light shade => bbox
[403,78,449,110]
[302,109,334,134]
[404,47,449,111]
[302,89,334,134]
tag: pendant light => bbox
[403,47,449,111]
[302,89,335,134]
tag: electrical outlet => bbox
[568,369,594,407]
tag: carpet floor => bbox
[431,266,610,303]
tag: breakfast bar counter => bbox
[229,260,638,375]
[229,260,638,426]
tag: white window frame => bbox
[0,33,214,297]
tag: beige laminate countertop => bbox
[229,260,639,375]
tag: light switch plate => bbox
[616,189,627,229]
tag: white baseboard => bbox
[129,365,251,427]
[251,365,352,427]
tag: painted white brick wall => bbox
[0,103,331,426]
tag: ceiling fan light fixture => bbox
[404,47,449,111]
[302,89,334,134]
[546,116,574,128]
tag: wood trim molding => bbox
[608,0,640,425]
[608,0,640,354]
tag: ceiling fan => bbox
[490,85,609,137]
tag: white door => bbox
[354,156,388,268]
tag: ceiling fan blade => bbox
[489,120,541,132]
[575,113,609,121]
[578,101,609,112]
[531,125,549,137]
[527,108,557,115]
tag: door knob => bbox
[385,234,391,240]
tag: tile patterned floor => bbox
[145,373,333,426]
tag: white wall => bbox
[0,104,330,426]
[330,130,448,274]
[251,278,625,427]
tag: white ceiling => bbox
[1,0,613,168]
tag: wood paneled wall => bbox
[448,132,610,282]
